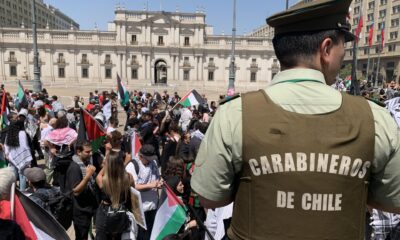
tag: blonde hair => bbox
[102,151,130,208]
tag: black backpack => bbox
[31,189,73,230]
[51,146,74,230]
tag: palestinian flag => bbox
[178,89,204,107]
[117,74,130,107]
[77,108,107,152]
[0,189,69,240]
[0,90,9,130]
[131,132,142,159]
[150,184,186,240]
[17,80,28,110]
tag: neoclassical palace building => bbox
[0,8,278,92]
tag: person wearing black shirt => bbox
[65,142,98,240]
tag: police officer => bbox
[191,0,400,239]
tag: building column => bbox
[173,56,176,81]
[0,48,5,82]
[74,51,78,83]
[196,56,200,81]
[123,53,127,83]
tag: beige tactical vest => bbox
[228,90,374,240]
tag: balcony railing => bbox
[250,63,258,68]
[157,42,165,46]
[104,60,112,65]
[57,58,66,64]
[81,59,89,64]
[130,41,138,45]
[183,61,191,67]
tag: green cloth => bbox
[191,68,400,209]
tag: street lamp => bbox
[31,0,42,92]
[227,0,237,96]
[286,0,289,10]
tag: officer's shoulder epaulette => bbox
[219,93,241,105]
[364,97,386,108]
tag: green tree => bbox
[339,64,352,79]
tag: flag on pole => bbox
[117,74,130,107]
[177,89,204,107]
[355,15,364,42]
[381,22,385,51]
[16,80,28,110]
[131,132,142,159]
[150,184,187,240]
[0,90,10,130]
[368,22,374,48]
[77,108,107,152]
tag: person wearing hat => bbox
[190,0,400,239]
[24,167,61,212]
[130,144,162,240]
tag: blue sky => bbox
[44,0,292,35]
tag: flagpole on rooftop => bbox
[31,0,42,92]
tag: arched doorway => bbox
[154,59,167,84]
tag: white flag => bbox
[103,101,112,122]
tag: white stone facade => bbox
[0,10,278,92]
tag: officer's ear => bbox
[319,37,335,64]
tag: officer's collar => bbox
[270,68,326,86]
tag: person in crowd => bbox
[0,167,25,240]
[40,118,57,183]
[51,95,64,114]
[24,167,61,212]
[129,144,162,240]
[95,150,134,240]
[65,141,98,240]
[178,106,192,133]
[107,117,118,134]
[160,122,181,174]
[4,116,32,191]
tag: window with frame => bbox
[379,10,386,19]
[364,48,369,55]
[82,68,89,78]
[58,53,64,63]
[388,44,396,52]
[390,32,398,40]
[208,71,214,81]
[82,54,88,64]
[368,1,375,9]
[355,6,360,14]
[392,19,399,27]
[184,37,190,46]
[393,5,400,14]
[10,65,16,76]
[131,69,138,79]
[105,54,111,64]
[131,35,137,43]
[183,70,190,81]
[58,67,65,78]
[250,72,257,82]
[105,68,112,78]
[158,36,164,46]
[380,0,387,5]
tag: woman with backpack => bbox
[95,150,135,240]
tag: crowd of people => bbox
[0,86,221,240]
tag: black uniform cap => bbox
[267,0,355,42]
